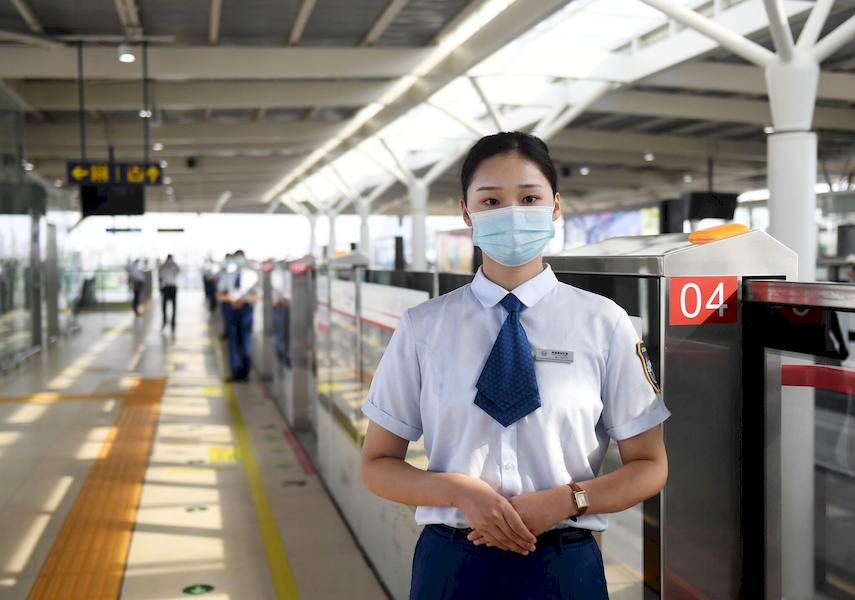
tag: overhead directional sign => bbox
[67,162,164,185]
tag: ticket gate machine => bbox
[545,228,797,599]
[270,258,316,432]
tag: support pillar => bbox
[764,51,820,282]
[308,214,316,258]
[765,51,820,600]
[328,213,336,258]
[358,200,370,255]
[409,180,428,271]
[29,207,42,349]
[767,131,817,282]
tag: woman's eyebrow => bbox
[475,183,545,191]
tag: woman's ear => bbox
[552,193,562,221]
[460,198,472,227]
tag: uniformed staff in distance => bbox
[217,250,261,381]
[360,131,670,599]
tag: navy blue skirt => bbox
[410,524,610,600]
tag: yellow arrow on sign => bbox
[146,165,161,183]
[71,166,89,180]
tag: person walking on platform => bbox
[360,132,670,599]
[159,254,181,332]
[217,250,261,381]
[126,259,145,317]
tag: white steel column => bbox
[767,132,817,282]
[308,214,317,258]
[327,213,336,258]
[358,200,371,254]
[409,180,428,271]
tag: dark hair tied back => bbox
[460,131,558,203]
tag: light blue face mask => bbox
[468,204,555,267]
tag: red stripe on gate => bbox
[781,364,855,395]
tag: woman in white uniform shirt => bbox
[361,132,670,599]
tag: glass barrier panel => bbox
[765,342,855,600]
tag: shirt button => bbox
[505,463,513,471]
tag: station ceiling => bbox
[1,0,854,217]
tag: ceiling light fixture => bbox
[643,152,655,162]
[163,176,172,185]
[166,187,174,195]
[152,142,164,151]
[118,44,136,63]
[763,126,775,134]
[159,160,168,169]
[54,180,62,187]
[683,174,693,183]
[579,167,590,176]
[22,161,33,171]
[139,109,152,118]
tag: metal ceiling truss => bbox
[268,0,825,218]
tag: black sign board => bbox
[685,192,738,220]
[81,185,145,216]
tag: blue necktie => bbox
[234,272,241,291]
[475,294,541,427]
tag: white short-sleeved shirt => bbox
[160,262,180,287]
[217,267,260,302]
[128,263,145,283]
[362,264,670,532]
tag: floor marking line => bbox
[26,378,165,600]
[225,382,301,599]
[283,430,316,476]
[0,393,123,403]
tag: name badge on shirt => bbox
[533,349,573,363]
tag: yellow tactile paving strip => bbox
[26,378,165,600]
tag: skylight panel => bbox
[473,76,554,107]
[554,11,657,40]
[588,0,670,19]
[429,76,483,106]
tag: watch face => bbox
[576,491,589,508]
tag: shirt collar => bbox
[471,264,558,309]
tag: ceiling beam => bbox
[10,0,43,33]
[0,28,61,50]
[550,146,766,174]
[591,90,855,131]
[209,0,223,45]
[361,0,410,47]
[25,142,316,160]
[640,62,855,104]
[9,80,396,111]
[25,120,343,148]
[288,0,319,46]
[549,129,768,161]
[0,46,432,80]
[114,0,143,37]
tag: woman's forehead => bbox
[469,153,549,187]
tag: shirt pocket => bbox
[534,353,604,447]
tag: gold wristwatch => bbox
[568,483,589,518]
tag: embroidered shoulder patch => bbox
[636,341,660,393]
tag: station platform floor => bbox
[0,292,388,600]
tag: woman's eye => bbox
[484,198,499,206]
[522,196,539,203]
